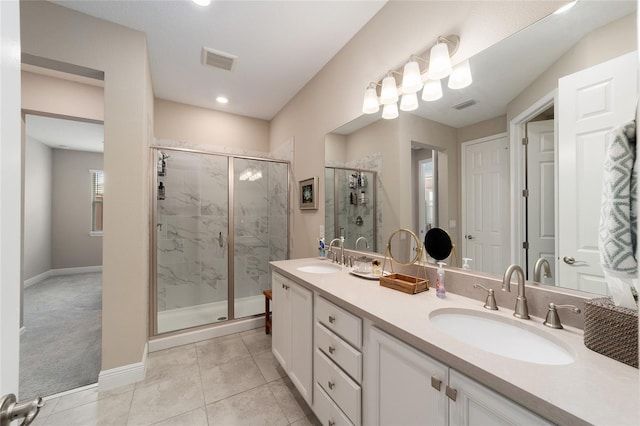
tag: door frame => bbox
[508,90,557,269]
[460,132,508,265]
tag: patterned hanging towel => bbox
[598,120,637,308]
[598,120,637,276]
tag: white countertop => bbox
[271,258,640,426]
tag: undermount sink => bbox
[296,263,342,274]
[429,308,575,365]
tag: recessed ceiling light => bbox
[192,0,212,6]
[216,96,229,104]
[553,1,577,15]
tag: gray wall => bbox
[24,136,52,280]
[52,149,103,269]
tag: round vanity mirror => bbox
[424,227,453,261]
[387,228,422,266]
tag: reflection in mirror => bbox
[324,1,637,295]
[386,228,421,266]
[324,167,377,252]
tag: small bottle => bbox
[350,192,354,205]
[158,182,165,200]
[462,258,472,270]
[319,238,326,258]
[360,191,366,204]
[436,262,446,298]
[360,174,367,187]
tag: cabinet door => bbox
[449,370,553,426]
[289,281,313,405]
[364,326,448,426]
[271,272,291,369]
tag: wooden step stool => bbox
[263,289,272,334]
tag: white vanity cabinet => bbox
[271,272,313,405]
[313,296,363,426]
[364,326,553,426]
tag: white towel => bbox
[598,121,637,307]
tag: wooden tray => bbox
[380,273,429,294]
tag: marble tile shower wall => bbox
[157,152,229,311]
[233,159,288,300]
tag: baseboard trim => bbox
[148,317,264,353]
[24,266,103,288]
[98,343,147,392]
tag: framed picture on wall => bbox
[299,177,318,210]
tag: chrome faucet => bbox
[502,264,530,319]
[533,258,552,282]
[355,236,369,250]
[328,237,345,265]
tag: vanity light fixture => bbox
[401,59,423,94]
[362,83,380,114]
[422,78,443,101]
[400,92,419,112]
[382,102,399,120]
[380,73,399,105]
[361,34,471,116]
[448,59,472,89]
[427,41,453,80]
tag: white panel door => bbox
[462,135,509,276]
[557,51,637,292]
[527,120,556,284]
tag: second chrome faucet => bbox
[502,264,530,319]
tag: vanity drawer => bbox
[315,348,361,425]
[314,382,354,426]
[316,296,362,348]
[315,322,362,383]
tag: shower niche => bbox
[151,148,289,335]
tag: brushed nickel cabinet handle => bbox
[431,376,442,391]
[446,385,457,401]
[328,315,335,324]
[328,346,336,354]
[327,381,335,390]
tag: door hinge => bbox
[522,189,529,198]
[522,137,528,146]
[523,241,530,250]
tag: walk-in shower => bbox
[150,148,289,335]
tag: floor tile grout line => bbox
[193,338,211,426]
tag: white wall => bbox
[23,136,52,280]
[51,149,103,269]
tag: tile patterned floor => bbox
[32,328,317,426]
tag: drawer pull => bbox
[446,385,457,401]
[327,381,335,390]
[328,421,335,426]
[431,376,442,391]
[328,315,335,324]
[328,345,336,354]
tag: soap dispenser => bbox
[436,262,446,298]
[462,258,472,270]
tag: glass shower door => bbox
[156,150,229,333]
[233,158,288,318]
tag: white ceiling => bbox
[51,0,387,121]
[25,115,104,153]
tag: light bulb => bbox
[382,102,399,119]
[400,92,419,112]
[448,60,472,89]
[427,42,452,80]
[380,74,399,105]
[401,60,423,94]
[421,79,443,101]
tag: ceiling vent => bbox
[452,99,477,110]
[201,47,237,71]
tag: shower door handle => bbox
[218,232,224,247]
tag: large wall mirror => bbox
[324,1,637,296]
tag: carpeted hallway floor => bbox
[20,272,102,400]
